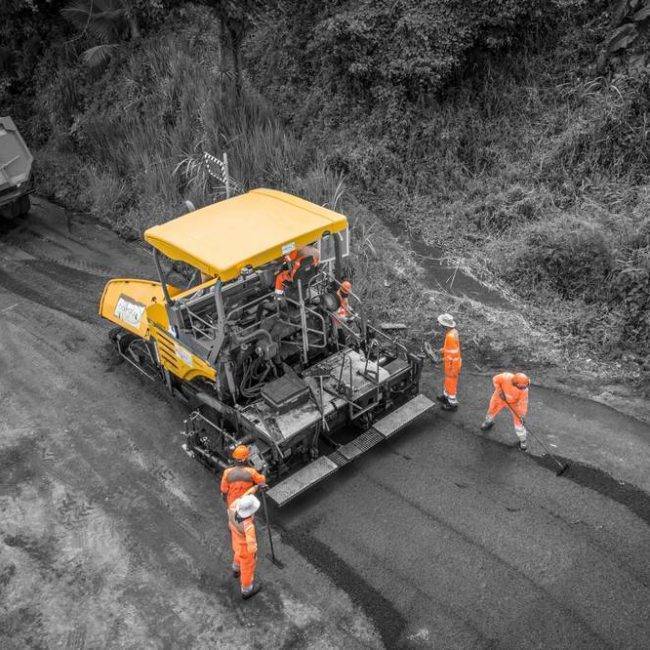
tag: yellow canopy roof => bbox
[144,189,348,281]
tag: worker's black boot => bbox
[241,582,262,600]
[480,419,494,431]
[437,395,457,410]
[518,440,528,453]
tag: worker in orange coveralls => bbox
[274,246,320,296]
[435,313,462,411]
[220,445,267,507]
[335,280,353,321]
[332,280,354,345]
[480,372,530,451]
[228,490,262,599]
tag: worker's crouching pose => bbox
[435,313,462,411]
[220,445,267,506]
[481,372,530,451]
[228,490,262,599]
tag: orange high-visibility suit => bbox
[334,288,351,322]
[227,490,258,592]
[274,269,293,295]
[440,328,462,404]
[220,465,266,507]
[487,372,529,435]
[274,246,320,296]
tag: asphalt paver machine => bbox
[100,189,433,505]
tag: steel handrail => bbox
[186,307,217,333]
[366,321,408,358]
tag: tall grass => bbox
[34,6,344,235]
[362,37,650,359]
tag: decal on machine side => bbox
[114,294,146,327]
[175,343,193,366]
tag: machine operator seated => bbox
[273,245,321,298]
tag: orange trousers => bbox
[443,374,459,399]
[230,529,256,590]
[443,360,461,400]
[487,391,524,427]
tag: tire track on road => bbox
[279,522,409,648]
[356,470,616,648]
[0,265,97,324]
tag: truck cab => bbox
[0,117,33,219]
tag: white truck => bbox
[0,116,33,219]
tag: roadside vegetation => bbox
[2,0,648,396]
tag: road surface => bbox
[1,200,648,648]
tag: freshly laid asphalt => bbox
[1,200,648,648]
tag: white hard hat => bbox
[236,494,261,519]
[437,313,456,328]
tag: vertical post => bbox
[208,279,226,364]
[153,249,173,305]
[318,375,329,432]
[297,280,309,366]
[223,152,231,199]
[333,232,343,281]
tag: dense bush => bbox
[608,253,650,350]
[499,218,614,302]
[251,0,587,109]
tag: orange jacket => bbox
[275,246,321,295]
[274,269,293,294]
[335,289,351,321]
[440,328,462,375]
[493,372,528,417]
[227,494,258,556]
[220,465,266,506]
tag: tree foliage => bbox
[251,0,588,111]
[60,0,168,66]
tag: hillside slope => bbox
[1,1,648,397]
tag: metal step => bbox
[337,428,385,461]
[266,393,434,507]
[266,456,338,507]
[372,393,434,438]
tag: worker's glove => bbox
[257,483,268,493]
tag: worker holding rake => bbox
[481,372,530,451]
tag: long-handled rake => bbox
[501,398,570,476]
[261,491,284,568]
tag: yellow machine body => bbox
[99,278,216,383]
[98,188,432,507]
[98,188,347,385]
